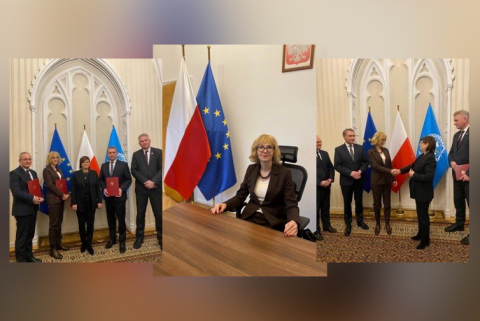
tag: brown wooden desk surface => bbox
[153,202,327,276]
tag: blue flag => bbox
[416,104,448,188]
[105,126,127,162]
[40,129,74,214]
[196,62,237,200]
[362,111,377,192]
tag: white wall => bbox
[154,45,321,229]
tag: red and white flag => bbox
[164,58,211,200]
[76,130,100,175]
[389,111,416,193]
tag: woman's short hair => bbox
[421,136,436,153]
[371,131,387,146]
[46,151,62,166]
[79,156,91,169]
[249,134,281,165]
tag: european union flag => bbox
[362,111,377,192]
[105,126,127,162]
[40,128,74,214]
[196,62,237,200]
[417,104,448,188]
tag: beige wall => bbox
[316,59,469,218]
[9,59,162,246]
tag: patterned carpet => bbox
[317,217,469,263]
[10,234,162,263]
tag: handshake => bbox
[390,169,401,176]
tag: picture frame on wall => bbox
[282,45,315,72]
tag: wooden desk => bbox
[153,202,327,276]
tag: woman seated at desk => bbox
[210,134,300,236]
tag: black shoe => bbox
[158,241,162,251]
[80,243,87,253]
[445,223,464,232]
[344,224,352,236]
[323,226,337,233]
[105,239,116,249]
[314,231,324,241]
[416,239,430,250]
[133,237,144,249]
[87,245,94,256]
[411,234,422,241]
[56,243,70,251]
[50,248,63,260]
[460,235,469,245]
[357,221,369,230]
[27,256,42,263]
[119,242,126,253]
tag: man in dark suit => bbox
[334,128,369,236]
[99,147,132,253]
[316,135,336,241]
[445,110,469,245]
[131,134,162,250]
[9,152,44,262]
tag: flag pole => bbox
[427,102,435,220]
[368,106,375,216]
[207,45,211,62]
[395,105,405,217]
[182,44,185,61]
[55,123,57,129]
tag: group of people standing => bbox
[10,133,162,262]
[316,110,469,250]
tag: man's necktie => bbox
[110,161,114,176]
[457,130,464,148]
[145,150,149,165]
[349,145,354,160]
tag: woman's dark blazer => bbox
[71,170,102,212]
[224,163,300,228]
[400,152,436,202]
[368,147,394,185]
[43,166,65,205]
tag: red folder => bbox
[106,177,120,197]
[55,179,68,200]
[27,178,42,198]
[455,164,469,181]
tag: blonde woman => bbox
[210,134,300,236]
[43,151,70,260]
[368,132,394,235]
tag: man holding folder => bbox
[99,147,132,253]
[445,110,470,245]
[9,152,44,262]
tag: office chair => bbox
[234,145,310,237]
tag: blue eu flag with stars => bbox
[196,62,237,200]
[416,104,448,188]
[362,111,377,192]
[40,128,74,214]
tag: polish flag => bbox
[164,58,211,200]
[76,130,100,175]
[389,111,416,193]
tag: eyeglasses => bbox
[257,145,274,152]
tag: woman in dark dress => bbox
[394,136,437,250]
[71,156,102,255]
[43,151,70,259]
[210,134,300,237]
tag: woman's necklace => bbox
[259,170,271,179]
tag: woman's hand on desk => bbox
[210,203,227,215]
[284,220,298,237]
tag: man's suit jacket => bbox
[317,150,334,186]
[71,170,102,212]
[43,166,65,205]
[334,143,369,186]
[400,152,436,202]
[99,160,132,201]
[224,163,300,228]
[448,128,469,176]
[10,166,38,217]
[368,147,393,185]
[131,147,162,195]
